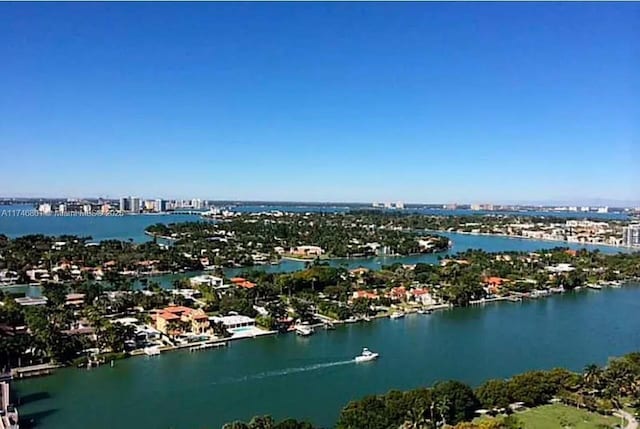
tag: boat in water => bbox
[295,324,314,336]
[324,322,336,330]
[144,346,161,356]
[354,347,379,363]
[389,311,405,319]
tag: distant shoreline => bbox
[428,228,636,250]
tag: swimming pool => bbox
[230,327,254,333]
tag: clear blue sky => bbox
[1,3,638,205]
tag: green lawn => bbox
[516,404,621,429]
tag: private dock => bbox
[189,342,228,352]
[10,363,58,379]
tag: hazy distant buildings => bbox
[119,197,129,212]
[119,196,142,213]
[38,203,52,214]
[118,196,173,213]
[155,199,167,212]
[622,225,640,247]
[130,197,141,213]
[372,201,405,209]
[471,203,494,211]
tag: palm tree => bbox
[404,403,429,429]
[436,398,450,427]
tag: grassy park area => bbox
[474,404,623,429]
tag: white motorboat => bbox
[355,347,379,363]
[295,324,314,336]
[389,311,405,319]
[144,346,161,356]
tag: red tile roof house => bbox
[351,290,380,301]
[153,306,210,336]
[230,277,256,289]
[410,288,437,306]
[483,277,510,295]
[387,286,408,301]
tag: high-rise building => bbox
[119,197,129,212]
[58,203,66,214]
[130,197,141,213]
[155,199,166,212]
[192,198,203,210]
[622,225,640,247]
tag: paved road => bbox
[614,409,638,429]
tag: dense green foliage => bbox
[331,351,640,429]
[221,416,316,429]
[147,212,450,262]
[0,233,202,282]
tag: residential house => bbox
[483,277,510,295]
[230,277,257,289]
[190,274,224,289]
[351,290,380,301]
[388,286,407,301]
[289,245,324,257]
[154,306,210,335]
[210,315,255,330]
[411,288,437,306]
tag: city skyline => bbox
[2,3,639,203]
[3,194,640,209]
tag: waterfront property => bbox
[2,213,640,429]
[210,314,255,330]
[153,306,210,336]
[12,284,640,429]
[189,274,227,289]
[623,224,640,248]
[289,245,324,258]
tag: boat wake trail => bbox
[212,359,354,385]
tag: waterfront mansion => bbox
[152,306,210,336]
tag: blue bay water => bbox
[3,203,638,428]
[0,204,202,242]
[14,285,640,429]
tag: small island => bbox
[145,211,452,267]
